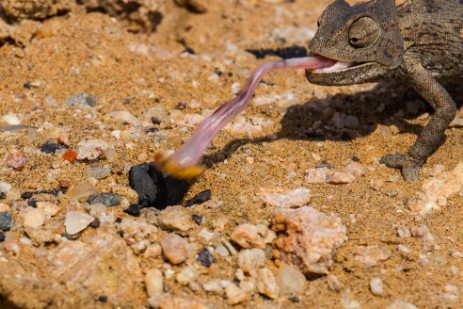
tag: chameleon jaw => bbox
[305,53,387,85]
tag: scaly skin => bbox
[305,0,463,181]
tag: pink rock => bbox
[354,245,391,267]
[272,206,347,275]
[231,223,276,249]
[6,150,26,171]
[411,225,436,252]
[408,162,463,214]
[257,187,311,208]
[305,161,367,184]
[160,233,188,265]
[76,139,108,160]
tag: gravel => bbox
[0,211,13,231]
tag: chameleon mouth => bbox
[307,53,362,73]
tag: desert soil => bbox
[1,0,463,308]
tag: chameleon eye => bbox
[348,17,380,48]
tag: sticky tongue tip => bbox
[153,152,205,179]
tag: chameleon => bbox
[305,0,463,181]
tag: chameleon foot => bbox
[380,153,422,182]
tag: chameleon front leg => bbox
[381,61,457,181]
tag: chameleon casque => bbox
[305,0,463,181]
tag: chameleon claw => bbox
[380,153,421,182]
[154,152,205,179]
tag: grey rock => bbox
[0,211,13,231]
[87,193,120,206]
[64,93,97,107]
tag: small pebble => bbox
[226,284,249,305]
[0,231,5,242]
[40,141,67,154]
[7,150,26,171]
[0,192,5,199]
[326,274,343,292]
[257,267,279,299]
[64,92,97,107]
[23,208,46,228]
[386,299,417,309]
[160,233,188,264]
[123,204,141,217]
[62,148,78,162]
[58,180,71,189]
[0,211,13,231]
[157,206,195,231]
[89,218,100,228]
[64,211,95,235]
[87,193,120,206]
[289,297,300,303]
[215,245,229,257]
[84,165,111,180]
[237,248,266,274]
[186,189,211,207]
[197,248,215,267]
[76,139,108,160]
[276,263,307,294]
[145,269,163,298]
[370,277,384,296]
[2,113,20,125]
[202,280,223,293]
[176,266,198,285]
[231,224,276,249]
[97,296,108,303]
[67,182,97,200]
[191,214,203,225]
[354,246,392,267]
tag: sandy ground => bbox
[1,0,463,308]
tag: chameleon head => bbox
[306,0,404,85]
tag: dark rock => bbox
[115,218,122,224]
[186,190,211,207]
[129,163,159,207]
[89,218,100,229]
[191,214,203,225]
[64,93,97,107]
[151,117,161,125]
[87,193,120,206]
[289,297,300,303]
[196,248,215,267]
[27,199,37,208]
[21,188,66,199]
[158,174,190,209]
[124,204,141,217]
[0,231,4,242]
[0,192,6,199]
[97,295,108,303]
[21,192,34,199]
[352,156,360,162]
[0,211,13,231]
[40,141,68,154]
[128,163,190,210]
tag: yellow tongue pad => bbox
[154,153,205,179]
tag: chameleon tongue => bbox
[155,56,335,179]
